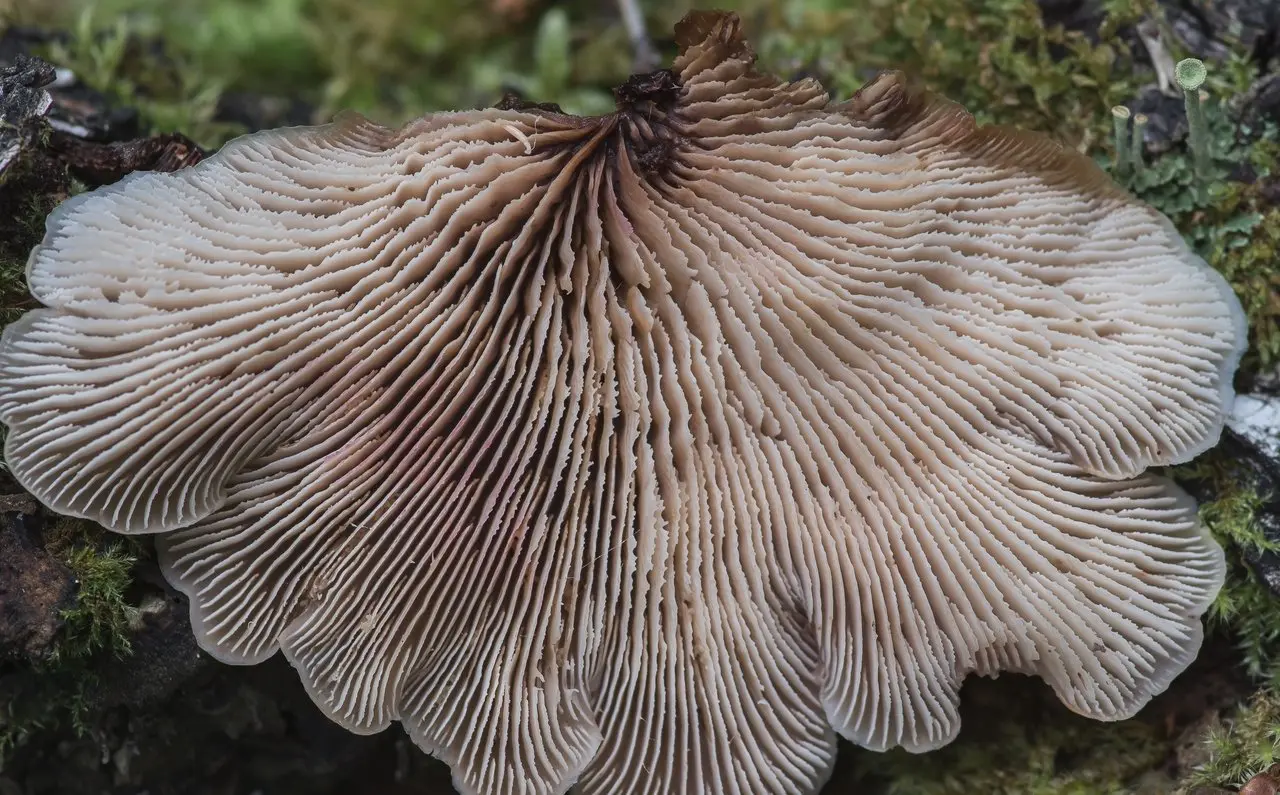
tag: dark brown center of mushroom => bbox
[612,69,684,175]
[493,68,687,180]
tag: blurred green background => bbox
[0,0,1153,152]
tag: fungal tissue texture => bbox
[0,12,1246,795]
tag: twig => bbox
[615,0,659,73]
[1135,18,1177,95]
[0,492,39,514]
[48,129,205,186]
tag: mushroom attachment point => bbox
[0,12,1247,795]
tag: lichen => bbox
[1122,98,1280,374]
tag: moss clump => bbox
[0,149,68,328]
[48,525,139,663]
[0,257,33,330]
[1200,197,1280,371]
[39,7,244,148]
[737,0,1143,151]
[1171,452,1280,791]
[1176,449,1280,682]
[1186,690,1280,788]
[0,520,141,762]
[1204,512,1280,683]
[852,678,1172,795]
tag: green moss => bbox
[40,6,244,147]
[0,520,141,763]
[1175,453,1280,683]
[1185,690,1280,788]
[42,519,142,661]
[728,0,1144,151]
[0,257,31,328]
[50,533,138,663]
[1204,201,1280,371]
[853,679,1171,795]
[0,146,67,333]
[506,8,615,116]
[1206,536,1280,684]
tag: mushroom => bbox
[0,11,1246,795]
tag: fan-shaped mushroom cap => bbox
[0,12,1246,795]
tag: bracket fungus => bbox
[0,11,1248,795]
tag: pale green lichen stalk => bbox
[1129,113,1147,177]
[1111,105,1131,177]
[1176,58,1210,182]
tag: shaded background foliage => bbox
[0,0,1278,793]
[7,0,1152,145]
